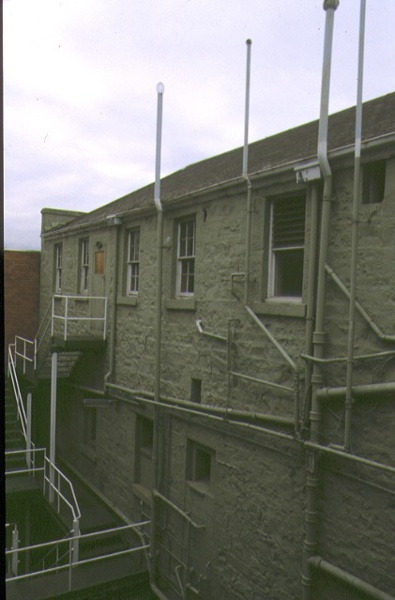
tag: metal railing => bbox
[51,295,108,341]
[7,345,28,442]
[5,520,151,591]
[5,448,81,559]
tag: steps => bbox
[38,351,82,379]
[5,381,25,451]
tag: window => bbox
[362,160,386,204]
[79,239,89,293]
[187,440,214,487]
[83,407,97,448]
[54,244,63,292]
[190,378,202,403]
[268,194,305,299]
[176,218,195,296]
[135,416,154,490]
[127,229,140,295]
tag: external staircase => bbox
[6,294,152,599]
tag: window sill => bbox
[252,300,306,318]
[187,480,213,498]
[166,298,196,311]
[132,483,152,506]
[117,296,138,307]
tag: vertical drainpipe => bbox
[303,3,339,599]
[344,0,366,452]
[310,0,339,444]
[303,184,319,428]
[243,39,253,307]
[105,215,122,386]
[151,82,165,592]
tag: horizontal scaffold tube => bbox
[305,441,395,474]
[309,556,394,600]
[317,381,395,400]
[105,382,295,428]
[105,382,294,441]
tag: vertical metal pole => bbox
[26,392,32,470]
[344,0,366,452]
[50,352,58,503]
[64,296,68,340]
[51,297,55,336]
[11,525,19,576]
[72,518,80,564]
[151,82,165,591]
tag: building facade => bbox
[21,94,395,598]
[4,250,41,352]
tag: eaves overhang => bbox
[41,130,395,240]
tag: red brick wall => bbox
[4,251,41,352]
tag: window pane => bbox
[274,248,304,297]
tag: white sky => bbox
[4,0,395,250]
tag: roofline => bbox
[42,130,395,240]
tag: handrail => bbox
[14,336,34,374]
[7,345,27,441]
[5,521,151,584]
[52,295,108,341]
[43,456,81,522]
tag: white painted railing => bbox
[5,448,81,563]
[51,295,108,341]
[5,520,151,590]
[7,344,28,442]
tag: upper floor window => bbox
[362,160,386,204]
[187,440,214,490]
[127,229,140,295]
[268,194,305,299]
[176,217,195,296]
[54,243,63,292]
[79,239,90,293]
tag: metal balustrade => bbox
[5,520,151,592]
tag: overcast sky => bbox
[4,0,395,250]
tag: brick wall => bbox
[4,251,41,351]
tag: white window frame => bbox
[176,217,196,297]
[79,239,90,294]
[267,195,305,301]
[55,244,63,292]
[126,228,140,295]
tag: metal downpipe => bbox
[303,184,319,428]
[304,3,339,599]
[150,82,165,598]
[104,218,121,385]
[344,0,366,452]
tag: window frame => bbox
[267,194,306,301]
[176,217,196,297]
[187,440,214,489]
[362,160,386,205]
[54,243,63,293]
[126,228,140,296]
[79,238,90,294]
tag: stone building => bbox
[6,92,395,599]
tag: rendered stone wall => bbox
[40,154,395,599]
